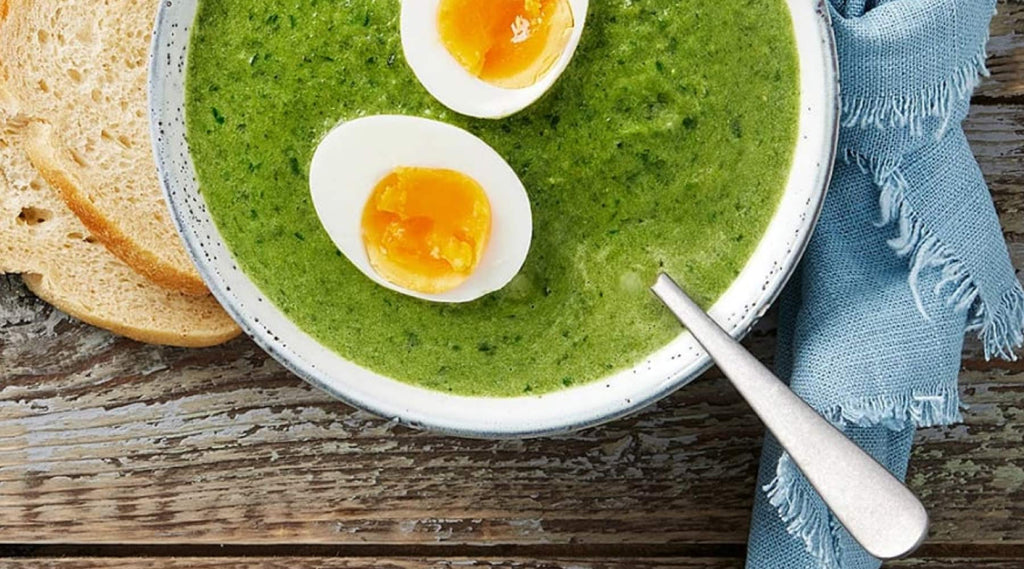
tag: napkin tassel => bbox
[765,451,844,568]
[838,22,991,138]
[846,149,1024,362]
[764,385,963,569]
[970,285,1024,361]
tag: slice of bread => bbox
[0,115,240,347]
[0,0,208,295]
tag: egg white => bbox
[400,0,589,119]
[309,115,534,303]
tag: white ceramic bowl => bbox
[149,0,839,438]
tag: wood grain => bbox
[977,1,1024,100]
[969,105,1024,234]
[891,563,1024,569]
[0,558,1023,569]
[1,287,1023,547]
[2,559,1024,569]
[0,287,769,545]
[0,560,747,569]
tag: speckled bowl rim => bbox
[149,0,839,439]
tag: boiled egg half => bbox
[401,0,588,119]
[309,115,533,303]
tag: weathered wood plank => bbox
[967,104,1024,196]
[977,1,1024,100]
[891,561,1024,569]
[0,291,762,545]
[966,105,1024,234]
[3,558,1024,569]
[0,558,1022,569]
[0,560,747,569]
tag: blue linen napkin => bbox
[745,1,1021,567]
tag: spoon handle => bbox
[651,273,928,561]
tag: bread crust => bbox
[1,118,241,348]
[23,274,241,347]
[23,122,211,296]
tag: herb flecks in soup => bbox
[186,0,799,397]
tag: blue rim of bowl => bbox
[148,0,840,439]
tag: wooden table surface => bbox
[2,4,1022,568]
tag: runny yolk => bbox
[362,167,492,294]
[437,0,575,89]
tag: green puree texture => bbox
[186,0,799,397]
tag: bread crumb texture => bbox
[0,0,209,295]
[0,119,239,347]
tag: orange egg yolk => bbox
[362,167,492,294]
[437,0,575,89]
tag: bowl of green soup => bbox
[150,0,838,437]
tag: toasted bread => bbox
[0,116,240,347]
[0,0,208,295]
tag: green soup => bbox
[186,0,799,397]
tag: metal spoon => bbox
[651,273,928,561]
